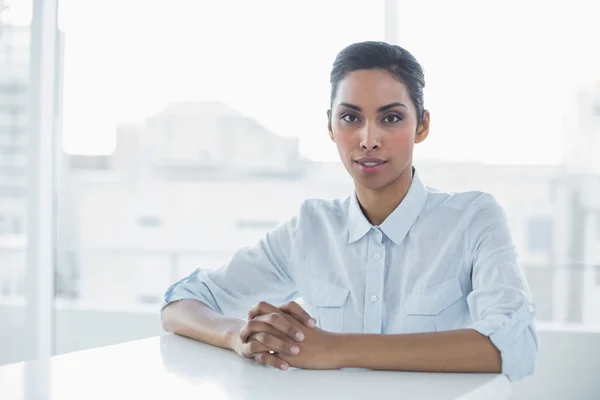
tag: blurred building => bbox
[0,23,64,295]
[558,80,600,323]
[0,25,33,297]
[0,25,29,237]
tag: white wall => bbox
[0,303,599,399]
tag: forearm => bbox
[161,299,244,351]
[336,329,501,373]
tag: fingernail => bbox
[308,319,316,327]
[290,345,300,354]
[296,331,305,341]
[281,363,289,371]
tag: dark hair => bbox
[330,41,426,125]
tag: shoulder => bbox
[424,186,502,215]
[273,197,349,240]
[420,187,507,233]
[297,197,350,222]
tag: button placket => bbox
[364,229,385,333]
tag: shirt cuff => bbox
[469,302,538,381]
[161,269,220,313]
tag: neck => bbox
[355,165,414,226]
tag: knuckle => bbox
[242,321,254,332]
[267,313,281,323]
[255,332,269,343]
[257,301,270,309]
[248,341,261,353]
[239,332,250,343]
[246,320,260,331]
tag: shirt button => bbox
[527,304,535,313]
[373,253,380,260]
[371,295,378,302]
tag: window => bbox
[11,215,22,234]
[0,185,26,197]
[69,155,110,170]
[137,217,161,228]
[593,94,600,116]
[0,214,23,235]
[0,0,33,366]
[527,217,554,254]
[0,214,6,235]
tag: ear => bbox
[327,110,335,142]
[415,110,430,144]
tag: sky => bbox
[3,0,600,164]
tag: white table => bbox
[0,334,511,400]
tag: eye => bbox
[382,114,402,123]
[342,114,360,123]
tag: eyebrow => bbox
[338,102,408,113]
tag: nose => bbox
[360,123,381,151]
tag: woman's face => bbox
[328,69,430,192]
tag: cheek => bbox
[332,127,356,152]
[387,129,415,153]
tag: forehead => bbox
[334,69,412,109]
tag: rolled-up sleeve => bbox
[162,214,299,320]
[466,194,540,382]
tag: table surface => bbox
[0,334,511,400]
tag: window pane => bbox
[527,217,553,254]
[397,0,600,324]
[55,0,384,352]
[0,0,31,366]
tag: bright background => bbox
[1,1,600,398]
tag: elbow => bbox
[161,315,172,333]
[161,302,179,333]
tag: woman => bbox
[161,41,538,382]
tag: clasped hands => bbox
[230,301,340,371]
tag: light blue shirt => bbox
[163,169,539,381]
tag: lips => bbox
[355,157,387,173]
[355,157,386,166]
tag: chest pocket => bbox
[405,277,465,333]
[302,276,349,333]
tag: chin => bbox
[353,176,393,191]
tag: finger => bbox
[240,336,270,357]
[247,301,279,321]
[238,319,301,346]
[279,301,316,328]
[255,352,289,371]
[255,312,305,342]
[250,331,300,356]
[238,319,272,343]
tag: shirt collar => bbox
[347,167,428,245]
